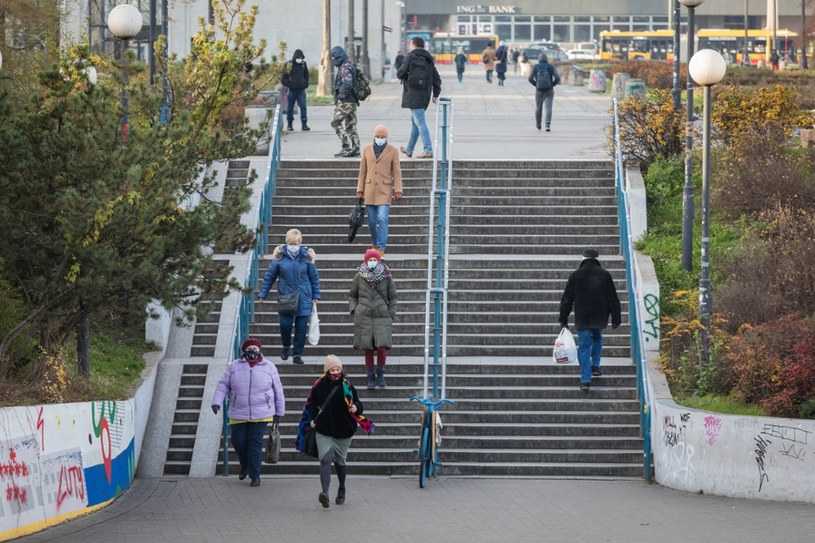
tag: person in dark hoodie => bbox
[283,49,310,132]
[329,46,360,157]
[395,36,441,159]
[558,248,622,393]
[528,52,561,132]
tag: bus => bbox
[696,28,797,65]
[599,30,675,61]
[429,32,501,64]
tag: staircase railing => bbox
[421,97,453,401]
[220,105,283,475]
[612,99,652,482]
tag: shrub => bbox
[614,89,684,167]
[607,60,687,90]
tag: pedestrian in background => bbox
[519,50,530,76]
[258,229,321,365]
[283,49,310,132]
[558,249,622,394]
[356,124,403,257]
[295,355,374,508]
[350,249,398,389]
[396,36,442,160]
[211,338,285,487]
[495,41,508,86]
[482,41,496,83]
[528,52,561,132]
[394,50,405,72]
[330,46,360,157]
[454,47,467,83]
[512,48,520,73]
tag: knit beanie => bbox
[242,338,262,351]
[323,354,343,373]
[364,248,382,263]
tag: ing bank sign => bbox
[456,5,518,14]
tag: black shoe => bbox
[293,356,304,365]
[250,478,260,487]
[334,149,349,157]
[536,122,541,130]
[580,383,590,394]
[301,122,310,131]
[545,124,551,132]
[342,149,361,158]
[281,347,290,361]
[286,122,294,131]
[335,487,346,505]
[238,468,248,480]
[319,492,330,508]
[591,367,602,377]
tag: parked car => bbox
[566,49,597,61]
[522,47,567,65]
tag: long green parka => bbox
[349,265,397,350]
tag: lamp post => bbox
[679,0,705,272]
[688,48,726,366]
[107,4,143,144]
[671,0,681,111]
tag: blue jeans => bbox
[486,69,493,81]
[577,328,604,384]
[286,89,307,123]
[407,108,432,155]
[366,204,391,250]
[279,314,309,356]
[229,421,268,479]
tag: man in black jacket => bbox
[528,53,561,132]
[284,49,310,132]
[559,248,622,393]
[395,36,441,159]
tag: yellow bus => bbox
[429,32,501,65]
[696,28,797,65]
[599,30,676,61]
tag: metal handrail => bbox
[220,104,283,475]
[612,98,652,482]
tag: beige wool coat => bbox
[357,144,403,206]
[482,46,496,71]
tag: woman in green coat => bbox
[349,248,397,389]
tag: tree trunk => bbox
[76,301,90,376]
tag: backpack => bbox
[353,66,371,101]
[406,54,430,89]
[535,64,553,91]
[482,53,490,64]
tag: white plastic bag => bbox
[307,306,320,346]
[552,327,577,364]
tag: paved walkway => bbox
[16,66,815,543]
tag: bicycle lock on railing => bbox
[612,98,652,482]
[421,96,453,401]
[221,104,283,475]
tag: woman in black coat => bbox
[454,47,467,83]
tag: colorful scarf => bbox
[357,262,391,288]
[294,374,375,452]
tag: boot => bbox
[335,463,347,505]
[375,366,387,388]
[286,121,294,131]
[366,370,376,390]
[301,121,310,131]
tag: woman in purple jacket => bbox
[211,338,286,487]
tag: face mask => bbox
[367,260,378,269]
[245,350,262,361]
[295,58,304,64]
[329,371,342,381]
[374,137,387,146]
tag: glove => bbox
[211,405,220,415]
[560,323,568,329]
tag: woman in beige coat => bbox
[356,124,403,257]
[482,42,496,83]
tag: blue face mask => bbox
[374,137,387,146]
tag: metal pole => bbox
[361,0,370,76]
[803,0,809,69]
[698,84,713,366]
[744,0,749,59]
[149,0,156,84]
[348,0,355,62]
[120,38,130,144]
[681,6,696,271]
[671,0,681,110]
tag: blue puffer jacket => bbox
[258,245,320,317]
[211,358,286,421]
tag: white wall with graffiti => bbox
[0,355,158,540]
[647,358,815,502]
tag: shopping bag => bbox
[307,306,320,346]
[552,327,577,364]
[264,422,281,464]
[348,199,365,242]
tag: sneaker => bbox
[399,146,412,158]
[319,492,330,508]
[545,124,551,132]
[580,383,590,394]
[334,149,349,157]
[415,152,433,159]
[280,347,290,361]
[293,356,304,365]
[342,149,361,158]
[250,478,260,487]
[536,123,541,130]
[591,367,602,377]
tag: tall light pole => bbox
[318,0,332,96]
[802,0,809,69]
[107,4,143,144]
[688,48,726,366]
[361,0,370,76]
[671,0,681,111]
[680,0,705,272]
[348,0,356,63]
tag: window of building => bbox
[574,25,591,42]
[496,23,512,42]
[533,24,551,43]
[553,24,570,42]
[515,24,531,42]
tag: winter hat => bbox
[538,52,548,63]
[242,338,262,351]
[582,248,600,259]
[323,354,343,373]
[331,46,347,62]
[374,124,389,138]
[364,248,382,263]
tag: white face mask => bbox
[295,58,304,64]
[374,137,387,146]
[367,259,378,269]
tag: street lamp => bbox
[107,4,143,144]
[679,0,705,272]
[688,48,726,366]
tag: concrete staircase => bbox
[210,158,645,479]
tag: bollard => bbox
[624,78,646,99]
[571,66,584,86]
[588,69,606,92]
[611,72,629,100]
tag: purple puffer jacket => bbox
[211,358,286,421]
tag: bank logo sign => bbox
[456,5,518,14]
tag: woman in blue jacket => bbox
[258,229,321,364]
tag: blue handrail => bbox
[220,104,283,475]
[612,98,652,482]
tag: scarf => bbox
[373,142,386,159]
[286,244,301,259]
[357,262,391,288]
[294,374,375,452]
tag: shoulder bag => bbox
[301,384,341,458]
[278,257,302,316]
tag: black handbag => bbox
[348,199,365,242]
[300,385,341,458]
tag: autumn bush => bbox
[607,60,686,90]
[614,89,684,167]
